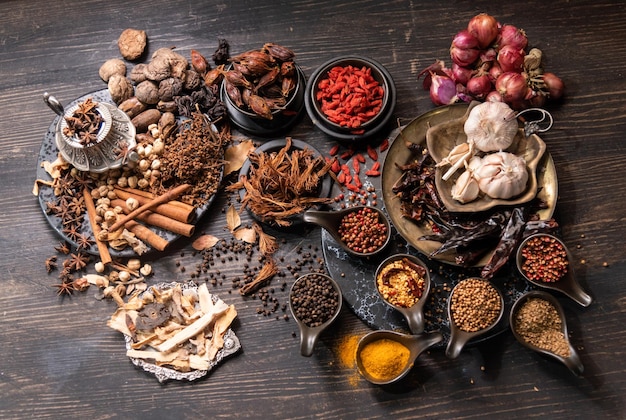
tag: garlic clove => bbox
[451,169,480,203]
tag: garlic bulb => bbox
[451,156,483,203]
[464,102,518,152]
[474,151,528,199]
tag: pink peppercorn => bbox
[520,235,569,283]
[337,207,388,254]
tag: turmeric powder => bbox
[359,338,410,381]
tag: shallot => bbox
[467,13,499,49]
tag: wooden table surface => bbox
[1,0,625,418]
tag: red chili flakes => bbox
[316,65,384,129]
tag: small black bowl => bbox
[237,138,333,228]
[305,56,396,142]
[221,64,306,137]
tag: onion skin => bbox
[451,63,473,85]
[496,72,528,103]
[468,13,499,49]
[466,74,492,99]
[450,45,480,68]
[497,24,528,51]
[542,72,565,99]
[497,44,525,72]
[430,73,458,106]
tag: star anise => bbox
[52,280,75,296]
[45,201,62,215]
[55,241,71,255]
[45,256,58,273]
[66,195,85,217]
[62,224,83,242]
[72,172,95,192]
[54,172,77,197]
[75,233,94,252]
[113,140,133,164]
[63,252,90,272]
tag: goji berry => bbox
[379,138,389,152]
[365,169,381,177]
[329,144,340,156]
[352,157,360,174]
[346,183,360,192]
[355,153,366,163]
[371,161,380,171]
[341,164,350,175]
[331,159,341,174]
[354,174,362,188]
[340,149,354,160]
[367,145,378,161]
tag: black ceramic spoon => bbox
[302,206,391,258]
[510,290,584,376]
[445,278,505,359]
[516,233,592,307]
[355,330,443,385]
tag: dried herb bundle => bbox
[229,137,332,226]
[154,111,230,206]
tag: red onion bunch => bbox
[418,13,564,110]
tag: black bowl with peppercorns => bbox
[305,55,396,142]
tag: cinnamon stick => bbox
[115,186,194,212]
[124,220,170,251]
[107,184,192,233]
[114,187,195,223]
[82,187,112,265]
[111,199,195,237]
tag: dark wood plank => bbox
[1,0,625,418]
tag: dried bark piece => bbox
[118,28,147,61]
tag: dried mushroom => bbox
[108,74,134,104]
[99,58,127,82]
[134,80,160,105]
[118,28,147,61]
[158,77,183,102]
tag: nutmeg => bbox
[99,58,127,82]
[118,28,147,61]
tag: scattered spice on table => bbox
[359,338,410,382]
[513,297,570,358]
[519,235,569,282]
[376,257,426,308]
[316,64,384,130]
[335,334,361,387]
[290,273,339,328]
[338,207,388,254]
[450,278,502,332]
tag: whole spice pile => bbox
[449,278,502,332]
[229,137,333,227]
[519,235,569,282]
[62,97,104,145]
[316,64,384,131]
[376,257,426,308]
[358,338,410,382]
[152,110,230,207]
[222,43,299,119]
[338,207,388,254]
[418,12,565,110]
[290,273,340,328]
[513,297,570,358]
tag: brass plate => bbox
[381,103,557,266]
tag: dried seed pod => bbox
[241,88,252,106]
[280,61,295,77]
[223,69,254,90]
[281,77,296,97]
[263,43,295,62]
[190,49,210,75]
[238,58,274,76]
[225,80,244,107]
[230,49,274,66]
[254,66,280,92]
[203,65,224,86]
[248,94,273,119]
[264,96,287,109]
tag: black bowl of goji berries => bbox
[305,56,396,142]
